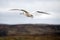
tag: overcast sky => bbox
[0,0,60,24]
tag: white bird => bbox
[9,9,50,18]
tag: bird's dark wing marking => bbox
[37,11,49,15]
[20,9,29,14]
[11,9,19,10]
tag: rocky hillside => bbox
[0,24,60,36]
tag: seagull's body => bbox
[20,9,33,18]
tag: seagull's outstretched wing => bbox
[9,9,29,14]
[10,9,29,13]
[37,11,49,15]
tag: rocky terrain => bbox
[0,24,60,36]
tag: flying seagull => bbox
[36,11,49,15]
[9,9,50,18]
[10,9,33,18]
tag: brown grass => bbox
[0,34,60,40]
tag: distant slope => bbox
[0,24,60,36]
